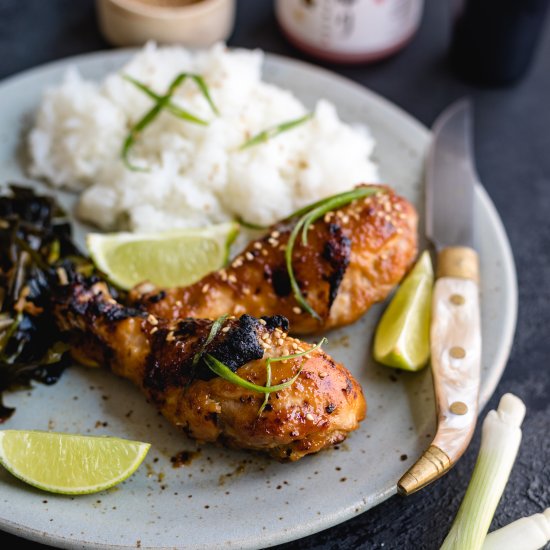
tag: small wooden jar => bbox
[96,0,236,47]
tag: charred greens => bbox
[0,185,92,421]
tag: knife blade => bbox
[397,99,482,495]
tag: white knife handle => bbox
[431,276,481,453]
[398,247,481,495]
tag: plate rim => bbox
[0,47,518,549]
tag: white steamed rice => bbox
[28,43,379,232]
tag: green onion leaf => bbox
[267,337,327,365]
[236,217,269,231]
[186,314,229,388]
[257,337,327,416]
[121,100,168,172]
[239,112,313,150]
[285,186,384,320]
[122,72,218,171]
[258,361,272,416]
[189,74,220,116]
[192,314,228,366]
[204,354,302,394]
[124,76,209,126]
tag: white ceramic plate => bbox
[0,50,517,549]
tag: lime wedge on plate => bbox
[0,430,150,495]
[87,222,239,290]
[373,251,434,371]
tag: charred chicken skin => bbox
[53,278,366,460]
[132,185,418,334]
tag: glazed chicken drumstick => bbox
[132,185,418,334]
[53,277,366,460]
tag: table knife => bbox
[397,99,482,495]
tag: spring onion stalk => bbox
[257,337,327,416]
[440,393,527,550]
[122,72,218,171]
[285,187,383,319]
[204,354,302,394]
[239,112,313,150]
[482,508,550,550]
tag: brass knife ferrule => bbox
[397,445,452,496]
[437,246,479,282]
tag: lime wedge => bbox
[87,222,239,290]
[0,430,150,495]
[373,250,434,371]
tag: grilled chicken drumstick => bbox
[53,278,366,460]
[132,185,418,334]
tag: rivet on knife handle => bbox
[398,246,481,495]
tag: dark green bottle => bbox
[450,0,550,85]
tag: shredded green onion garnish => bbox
[124,76,209,126]
[259,360,272,416]
[192,314,228,366]
[190,75,220,116]
[202,336,327,413]
[236,216,269,231]
[204,354,302,394]
[185,314,229,388]
[122,72,218,171]
[285,187,384,320]
[258,337,327,416]
[239,112,313,150]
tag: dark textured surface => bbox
[0,1,549,548]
